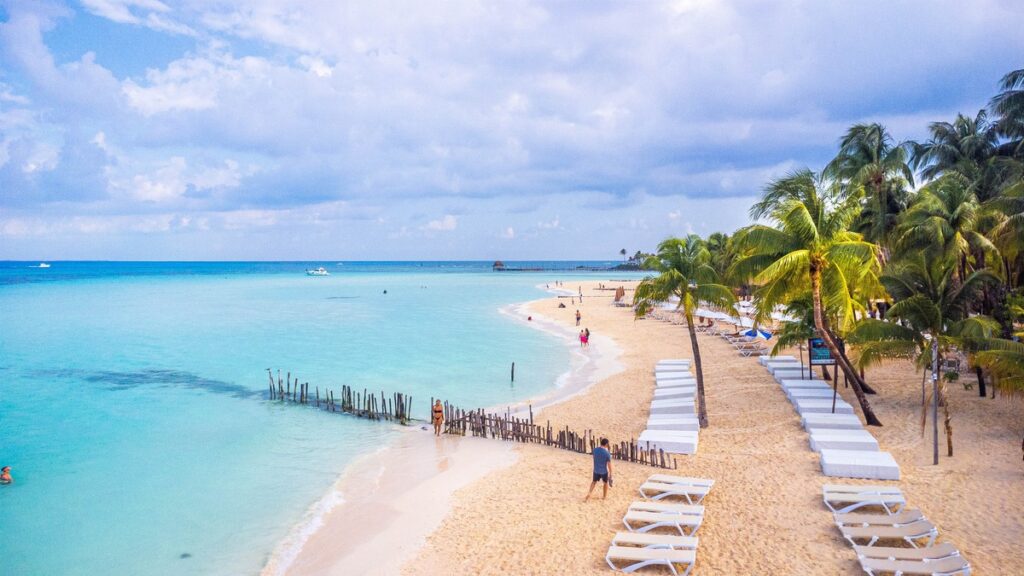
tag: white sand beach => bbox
[402,280,1024,575]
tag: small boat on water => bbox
[37,263,51,268]
[306,267,329,276]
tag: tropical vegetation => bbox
[634,68,1024,459]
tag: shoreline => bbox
[263,288,624,575]
[404,280,1024,575]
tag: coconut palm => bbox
[895,173,996,282]
[733,169,883,425]
[848,254,998,458]
[824,123,914,253]
[910,110,1004,202]
[990,68,1024,151]
[633,235,735,428]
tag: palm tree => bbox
[910,110,1003,202]
[824,123,914,254]
[990,68,1024,152]
[848,255,998,458]
[895,173,996,283]
[633,236,735,428]
[620,248,628,262]
[733,170,883,425]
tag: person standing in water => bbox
[584,328,590,348]
[1,466,12,485]
[432,400,445,436]
[584,438,613,501]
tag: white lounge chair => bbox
[758,354,796,366]
[836,509,925,528]
[802,413,864,431]
[628,501,704,514]
[649,399,696,416]
[653,388,696,401]
[611,531,698,550]
[823,485,905,514]
[622,511,703,536]
[638,430,698,454]
[853,542,960,560]
[839,519,939,547]
[639,481,710,504]
[821,449,900,480]
[856,555,970,576]
[645,475,713,487]
[605,546,697,575]
[809,429,880,452]
[646,416,700,432]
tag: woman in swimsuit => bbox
[432,400,445,436]
[1,466,12,485]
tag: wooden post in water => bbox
[511,362,515,382]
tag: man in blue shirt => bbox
[584,438,613,501]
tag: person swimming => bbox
[1,466,12,484]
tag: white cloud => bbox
[81,0,195,35]
[501,226,515,239]
[297,55,333,78]
[425,214,458,231]
[3,0,1024,259]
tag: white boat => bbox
[306,267,329,276]
[37,263,51,268]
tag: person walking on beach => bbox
[1,466,12,485]
[584,328,590,348]
[432,400,445,436]
[579,330,586,347]
[584,438,612,501]
[575,309,581,326]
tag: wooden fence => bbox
[267,369,676,469]
[438,402,677,469]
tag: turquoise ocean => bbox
[0,261,633,575]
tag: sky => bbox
[1,0,1022,260]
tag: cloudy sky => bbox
[1,0,1022,260]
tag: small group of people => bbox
[579,328,590,347]
[1,466,12,485]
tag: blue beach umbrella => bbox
[743,328,772,340]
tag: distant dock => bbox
[491,260,643,272]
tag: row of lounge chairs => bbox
[606,475,715,575]
[758,355,900,481]
[641,360,699,454]
[823,485,970,575]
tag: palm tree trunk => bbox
[684,309,709,428]
[975,365,987,397]
[939,382,953,457]
[827,329,878,394]
[810,265,883,426]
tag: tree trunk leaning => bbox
[685,310,709,429]
[810,265,882,426]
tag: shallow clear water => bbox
[0,261,633,575]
